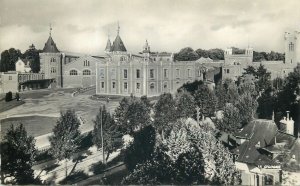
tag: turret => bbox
[105,37,112,53]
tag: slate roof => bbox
[43,36,60,53]
[290,138,300,163]
[235,119,278,147]
[111,35,127,52]
[233,119,279,166]
[263,131,296,152]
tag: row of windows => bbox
[99,68,195,79]
[99,82,175,92]
[69,69,91,75]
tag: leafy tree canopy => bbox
[1,124,39,184]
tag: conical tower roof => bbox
[105,38,112,52]
[43,36,60,53]
[111,35,127,52]
[110,23,127,52]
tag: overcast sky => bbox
[0,0,300,55]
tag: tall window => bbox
[70,70,78,75]
[150,69,154,78]
[99,68,105,78]
[51,67,56,73]
[101,82,105,89]
[136,83,140,93]
[9,76,12,80]
[187,69,191,77]
[164,69,168,78]
[84,60,90,66]
[176,69,180,78]
[83,69,91,75]
[124,69,128,79]
[150,83,155,90]
[51,58,56,62]
[124,82,128,91]
[112,82,116,89]
[111,69,116,79]
[289,42,294,51]
[136,69,141,78]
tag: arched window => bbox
[150,83,155,89]
[83,69,91,75]
[70,70,78,75]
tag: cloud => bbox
[0,0,300,54]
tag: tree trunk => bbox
[105,152,110,162]
[65,159,68,178]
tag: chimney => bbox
[287,111,290,120]
[272,111,275,121]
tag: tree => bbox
[275,65,300,132]
[93,106,123,161]
[215,104,241,133]
[123,118,240,185]
[0,48,22,72]
[178,80,204,95]
[207,48,224,60]
[22,44,41,73]
[123,125,156,171]
[193,84,218,118]
[175,91,196,118]
[257,88,276,119]
[5,91,12,102]
[114,96,151,134]
[235,92,258,127]
[256,64,271,91]
[243,66,257,76]
[174,47,199,61]
[1,124,38,184]
[49,109,81,178]
[153,93,177,135]
[215,82,227,109]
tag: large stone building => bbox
[33,25,300,96]
[222,31,300,81]
[95,26,221,97]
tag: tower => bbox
[284,31,299,66]
[39,24,62,87]
[110,22,127,54]
[142,40,150,58]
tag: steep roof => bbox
[235,119,278,147]
[111,35,127,52]
[105,38,112,52]
[43,36,60,53]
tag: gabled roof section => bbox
[43,36,60,53]
[111,35,127,52]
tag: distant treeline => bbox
[174,47,285,62]
[0,45,41,73]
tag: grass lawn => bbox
[0,99,25,113]
[1,115,58,138]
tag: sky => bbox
[0,0,300,55]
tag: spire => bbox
[117,21,120,35]
[105,34,112,53]
[43,25,59,53]
[110,22,127,52]
[49,23,52,36]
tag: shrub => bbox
[5,91,12,102]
